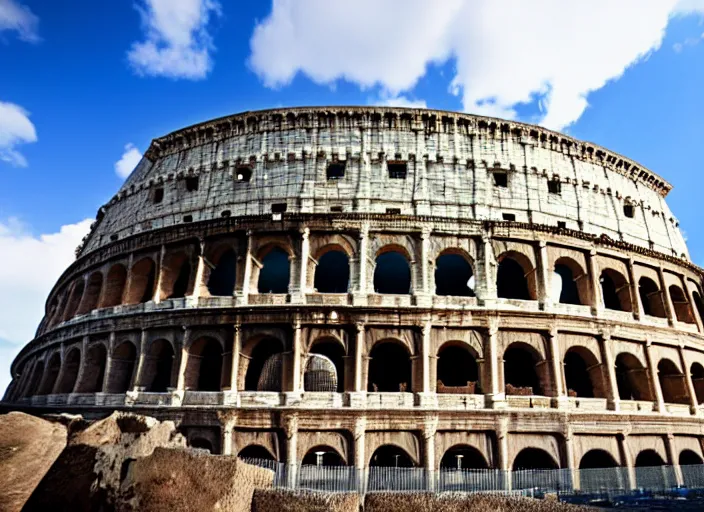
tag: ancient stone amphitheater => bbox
[5,106,704,491]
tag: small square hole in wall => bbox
[110,233,119,241]
[502,213,516,221]
[271,203,287,214]
[548,180,561,195]
[221,210,231,218]
[386,208,402,214]
[185,176,199,192]
[236,166,252,182]
[623,204,634,218]
[330,206,343,213]
[153,187,164,204]
[183,215,193,223]
[326,162,346,180]
[493,172,508,187]
[388,161,407,179]
[557,221,567,229]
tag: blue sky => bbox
[0,0,703,392]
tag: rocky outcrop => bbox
[252,489,360,512]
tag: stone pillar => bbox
[564,430,578,490]
[666,432,683,487]
[283,413,299,488]
[658,266,676,327]
[73,336,90,394]
[679,344,698,414]
[176,328,192,391]
[421,228,431,295]
[548,328,566,403]
[241,231,254,301]
[354,417,366,492]
[627,258,643,320]
[423,416,438,491]
[355,224,369,303]
[230,324,241,391]
[220,412,237,455]
[683,278,704,332]
[131,329,148,391]
[587,249,602,316]
[618,433,636,490]
[153,244,166,303]
[599,331,620,411]
[422,321,431,393]
[486,317,504,408]
[354,323,365,393]
[497,419,511,490]
[646,340,665,413]
[299,227,310,295]
[102,332,116,393]
[192,238,207,298]
[476,235,497,304]
[537,240,551,310]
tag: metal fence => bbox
[242,459,704,496]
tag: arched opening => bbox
[77,272,103,315]
[669,285,695,323]
[145,339,174,392]
[600,270,631,312]
[374,249,411,294]
[101,264,127,308]
[369,445,415,467]
[496,253,535,300]
[513,448,558,470]
[691,363,704,404]
[63,280,85,320]
[435,253,474,297]
[639,277,666,318]
[185,337,223,391]
[76,343,107,393]
[440,445,488,469]
[314,250,349,293]
[504,343,544,396]
[302,446,345,466]
[244,338,283,391]
[207,248,237,297]
[162,252,192,299]
[190,438,213,453]
[692,290,704,324]
[303,354,337,392]
[579,449,622,492]
[38,353,61,395]
[657,359,689,404]
[680,450,703,466]
[308,340,345,392]
[679,450,704,488]
[126,257,156,304]
[634,449,673,490]
[107,341,136,393]
[26,361,45,397]
[564,348,602,398]
[636,450,665,468]
[56,348,80,394]
[580,450,618,469]
[258,247,290,294]
[436,343,480,393]
[615,353,652,401]
[368,341,412,392]
[238,445,276,462]
[553,261,582,305]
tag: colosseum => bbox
[4,106,704,492]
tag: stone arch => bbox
[185,337,223,391]
[638,277,666,318]
[63,280,85,321]
[307,338,346,392]
[303,353,337,392]
[600,269,632,312]
[160,251,193,300]
[496,251,537,300]
[635,449,665,467]
[38,352,61,395]
[368,340,412,392]
[680,449,703,465]
[125,257,157,305]
[56,347,81,394]
[503,342,547,396]
[106,341,136,393]
[101,263,127,308]
[77,271,103,315]
[669,285,695,323]
[512,448,559,470]
[440,445,489,469]
[579,449,619,469]
[691,362,704,404]
[374,245,412,295]
[313,245,350,293]
[76,343,107,393]
[680,449,704,488]
[143,339,175,392]
[615,352,653,401]
[242,336,284,391]
[25,359,45,397]
[564,346,605,398]
[206,245,237,297]
[436,341,480,393]
[238,444,277,462]
[369,444,417,467]
[579,449,622,492]
[435,249,475,297]
[302,445,346,466]
[189,437,213,453]
[691,287,704,325]
[657,358,689,404]
[553,257,589,306]
[256,245,291,294]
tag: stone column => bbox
[645,340,665,413]
[537,240,551,310]
[131,330,148,391]
[283,413,299,488]
[288,319,303,394]
[73,336,90,394]
[497,419,511,490]
[658,266,676,327]
[421,229,431,295]
[241,231,254,301]
[423,416,438,491]
[422,321,432,393]
[683,278,704,332]
[176,328,192,391]
[299,227,310,295]
[599,330,620,411]
[486,317,504,408]
[153,244,166,303]
[679,344,698,414]
[564,429,578,490]
[230,324,241,391]
[220,412,237,455]
[102,332,116,393]
[627,258,643,320]
[666,433,683,487]
[618,433,636,490]
[354,323,365,393]
[354,417,366,492]
[192,238,207,298]
[587,249,602,316]
[476,235,497,304]
[548,328,566,404]
[354,224,369,304]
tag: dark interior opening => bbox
[615,353,650,401]
[374,251,411,294]
[623,204,634,218]
[658,358,688,404]
[271,203,287,213]
[368,342,411,392]
[370,445,414,467]
[258,247,290,294]
[579,450,618,469]
[326,162,345,180]
[302,446,344,466]
[109,342,136,393]
[238,445,275,462]
[440,445,488,469]
[554,264,581,305]
[245,338,282,391]
[185,176,199,192]
[56,349,80,394]
[504,344,541,395]
[189,437,213,452]
[236,166,252,182]
[548,180,561,194]
[564,350,594,397]
[639,277,665,317]
[497,257,530,300]
[207,249,237,296]
[635,450,665,467]
[680,450,703,466]
[437,344,479,391]
[192,338,223,391]
[513,448,558,470]
[435,254,474,297]
[600,271,625,311]
[153,187,164,204]
[169,261,191,299]
[493,172,508,187]
[502,213,516,221]
[308,340,345,392]
[388,161,407,179]
[314,251,349,293]
[148,340,174,392]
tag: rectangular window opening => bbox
[623,204,635,218]
[153,187,164,204]
[493,172,508,188]
[502,213,516,221]
[326,162,346,180]
[183,215,193,223]
[557,221,567,229]
[185,176,199,192]
[330,206,343,213]
[388,161,408,179]
[271,203,287,214]
[386,208,402,215]
[548,180,561,195]
[236,166,252,182]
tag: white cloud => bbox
[127,0,221,80]
[115,143,142,179]
[250,0,704,131]
[373,94,427,109]
[0,101,37,167]
[0,218,92,394]
[0,0,39,42]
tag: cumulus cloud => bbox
[127,0,221,80]
[0,218,92,393]
[373,94,428,109]
[250,0,704,130]
[115,143,142,179]
[0,0,39,42]
[0,101,37,167]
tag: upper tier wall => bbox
[79,107,686,258]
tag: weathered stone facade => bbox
[4,107,704,490]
